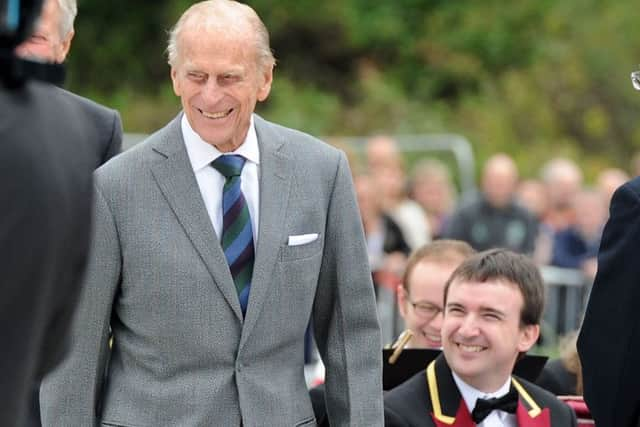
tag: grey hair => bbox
[167,0,275,69]
[55,0,77,37]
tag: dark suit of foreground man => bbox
[385,249,576,427]
[40,1,382,426]
[16,0,122,167]
[578,175,640,427]
[1,56,94,427]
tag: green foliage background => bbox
[66,0,640,178]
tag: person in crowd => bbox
[15,0,122,168]
[596,167,629,208]
[40,1,383,426]
[367,135,431,251]
[410,158,457,240]
[384,249,577,426]
[394,240,475,349]
[516,179,554,265]
[443,153,537,254]
[550,189,607,281]
[539,157,583,233]
[355,173,411,287]
[1,0,94,424]
[578,74,640,427]
[536,332,583,396]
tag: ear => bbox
[517,324,540,353]
[171,67,181,96]
[397,285,408,318]
[56,29,74,63]
[256,64,273,102]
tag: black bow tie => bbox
[471,386,519,424]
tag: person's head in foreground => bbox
[442,248,544,392]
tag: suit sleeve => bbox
[312,151,384,427]
[578,182,640,427]
[103,110,123,163]
[40,184,121,426]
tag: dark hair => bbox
[402,240,475,292]
[443,248,545,326]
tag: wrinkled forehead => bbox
[176,21,258,63]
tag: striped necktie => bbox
[211,155,254,317]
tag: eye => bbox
[483,313,501,321]
[446,306,464,315]
[29,33,47,43]
[187,72,206,82]
[218,73,240,85]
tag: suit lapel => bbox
[149,114,243,321]
[428,355,476,427]
[513,377,551,427]
[240,115,292,344]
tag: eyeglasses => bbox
[631,70,640,91]
[405,294,442,319]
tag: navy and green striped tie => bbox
[211,155,254,317]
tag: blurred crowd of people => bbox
[346,134,630,344]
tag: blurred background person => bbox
[355,172,410,343]
[409,158,457,240]
[0,0,94,424]
[15,0,122,168]
[540,157,584,234]
[550,189,607,282]
[394,240,474,349]
[366,135,431,251]
[516,178,554,265]
[596,167,629,209]
[537,332,583,396]
[443,153,537,254]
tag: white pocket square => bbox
[288,233,319,246]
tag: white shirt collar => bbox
[451,371,512,415]
[181,113,260,172]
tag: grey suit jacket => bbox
[40,114,383,427]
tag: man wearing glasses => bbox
[394,240,475,349]
[578,70,640,427]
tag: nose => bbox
[429,311,444,331]
[201,78,225,104]
[456,314,479,338]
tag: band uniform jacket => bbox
[384,354,577,427]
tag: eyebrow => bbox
[445,302,506,318]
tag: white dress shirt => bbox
[181,114,260,244]
[452,372,517,427]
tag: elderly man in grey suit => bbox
[40,1,383,426]
[16,0,122,167]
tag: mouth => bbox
[197,107,234,119]
[422,331,441,344]
[455,343,486,353]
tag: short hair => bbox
[55,0,77,37]
[402,240,475,292]
[166,0,276,69]
[444,249,545,326]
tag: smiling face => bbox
[441,279,539,392]
[398,261,455,348]
[171,26,273,152]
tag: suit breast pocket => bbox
[280,235,323,262]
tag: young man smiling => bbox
[385,249,576,427]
